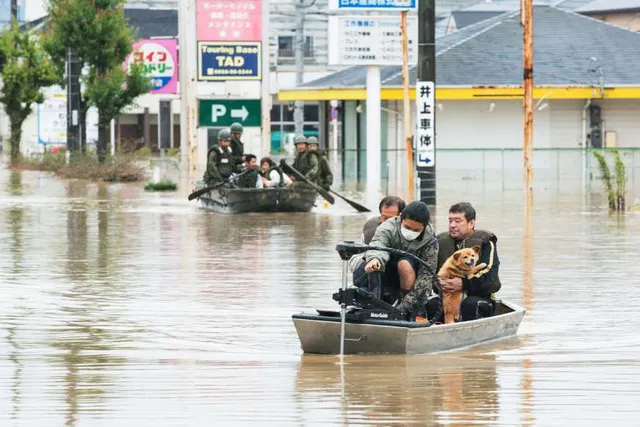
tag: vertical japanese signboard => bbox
[416,81,435,167]
[125,39,178,94]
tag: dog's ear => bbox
[471,245,481,255]
[453,252,461,262]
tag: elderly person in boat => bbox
[436,202,501,321]
[260,157,292,188]
[354,201,439,321]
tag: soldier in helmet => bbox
[203,128,235,186]
[291,135,319,183]
[229,122,245,165]
[307,136,333,191]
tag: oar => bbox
[280,159,335,205]
[187,168,251,201]
[328,189,371,213]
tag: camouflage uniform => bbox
[307,136,333,190]
[203,145,234,185]
[292,136,319,184]
[364,216,439,318]
[229,122,245,167]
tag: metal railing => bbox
[327,147,640,195]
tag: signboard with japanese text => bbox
[125,39,178,94]
[198,99,262,127]
[197,41,261,80]
[37,85,98,145]
[328,0,417,10]
[415,81,435,168]
[196,0,262,41]
[328,16,417,66]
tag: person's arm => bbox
[305,153,319,181]
[323,158,333,187]
[398,233,439,317]
[364,224,392,268]
[207,151,222,182]
[463,240,500,297]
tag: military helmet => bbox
[230,122,243,133]
[218,128,231,140]
[294,135,307,145]
[307,136,319,146]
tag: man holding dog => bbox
[437,202,502,321]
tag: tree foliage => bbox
[0,20,58,164]
[42,0,152,162]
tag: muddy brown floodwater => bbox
[1,168,639,426]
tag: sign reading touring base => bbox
[199,99,262,127]
[415,81,435,168]
[197,41,261,80]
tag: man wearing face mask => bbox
[354,201,439,321]
[348,196,406,275]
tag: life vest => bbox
[215,146,234,178]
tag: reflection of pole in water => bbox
[520,358,535,425]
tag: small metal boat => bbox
[291,242,526,355]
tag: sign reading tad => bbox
[198,41,261,81]
[199,99,262,127]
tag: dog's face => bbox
[452,245,481,269]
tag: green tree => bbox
[0,21,58,164]
[42,0,151,162]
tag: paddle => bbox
[328,189,371,213]
[279,159,335,205]
[187,168,251,201]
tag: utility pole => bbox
[416,0,436,206]
[401,10,413,200]
[10,0,17,20]
[178,0,198,184]
[66,49,81,153]
[522,0,533,205]
[293,0,306,137]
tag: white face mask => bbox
[401,227,421,241]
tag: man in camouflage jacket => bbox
[355,201,439,320]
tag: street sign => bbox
[198,41,261,80]
[198,99,262,127]
[328,0,417,10]
[328,16,418,66]
[415,81,435,168]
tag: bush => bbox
[11,151,146,182]
[135,146,152,160]
[144,180,178,191]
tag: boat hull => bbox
[292,300,526,355]
[196,185,318,214]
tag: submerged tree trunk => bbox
[97,122,109,163]
[9,115,24,165]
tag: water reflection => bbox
[295,351,503,424]
[1,169,640,425]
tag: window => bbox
[278,36,314,58]
[303,105,319,122]
[270,105,281,122]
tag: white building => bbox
[278,5,640,193]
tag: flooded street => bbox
[1,167,640,426]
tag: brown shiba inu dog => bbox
[438,246,487,324]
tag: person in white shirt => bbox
[259,157,292,188]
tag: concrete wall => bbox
[587,12,640,31]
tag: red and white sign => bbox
[196,0,262,41]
